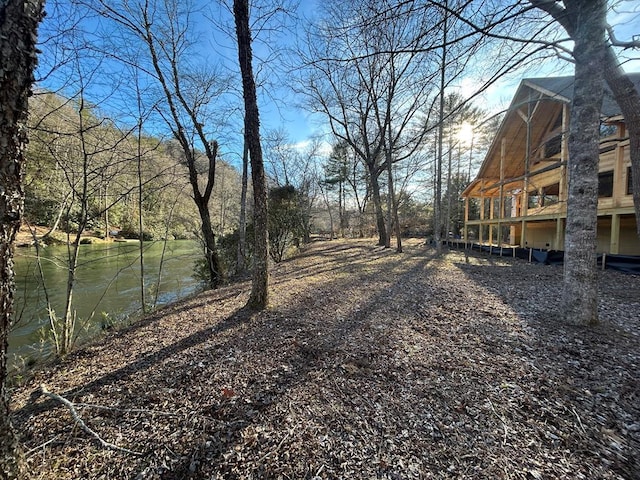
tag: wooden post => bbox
[559,104,568,204]
[489,198,495,245]
[520,93,532,249]
[610,214,620,254]
[613,139,625,207]
[463,197,469,243]
[498,138,506,246]
[555,218,563,250]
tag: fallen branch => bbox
[572,406,587,434]
[40,384,144,456]
[25,436,60,457]
[487,398,509,446]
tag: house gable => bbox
[461,73,640,255]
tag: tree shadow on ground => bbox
[453,254,640,478]
[13,240,639,479]
[15,241,439,478]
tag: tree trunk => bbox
[434,4,448,255]
[384,140,402,252]
[387,150,403,253]
[385,159,392,249]
[602,48,640,237]
[103,180,110,241]
[234,0,269,310]
[562,1,607,326]
[194,196,221,289]
[367,164,386,245]
[320,183,335,240]
[0,1,45,477]
[445,127,453,240]
[61,237,80,355]
[338,178,344,238]
[136,117,146,313]
[237,139,249,274]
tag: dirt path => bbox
[10,238,640,479]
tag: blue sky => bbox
[34,0,640,166]
[270,1,640,149]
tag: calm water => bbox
[9,240,203,367]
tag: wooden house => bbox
[461,74,640,255]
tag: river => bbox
[9,240,203,369]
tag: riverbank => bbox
[14,225,117,247]
[9,238,640,478]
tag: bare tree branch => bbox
[40,384,144,456]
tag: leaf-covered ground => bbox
[9,238,640,479]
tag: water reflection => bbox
[10,240,203,366]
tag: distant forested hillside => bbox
[24,90,244,243]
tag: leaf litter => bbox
[9,238,640,479]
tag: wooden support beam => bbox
[560,104,568,202]
[498,138,506,246]
[463,198,469,243]
[610,214,620,254]
[523,92,532,219]
[490,195,495,220]
[555,218,563,250]
[613,139,625,206]
[489,197,495,245]
[480,180,485,220]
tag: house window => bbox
[542,183,559,206]
[467,199,480,220]
[628,167,633,195]
[528,192,540,209]
[598,171,614,197]
[503,196,513,218]
[544,135,562,158]
[493,198,502,217]
[599,123,617,138]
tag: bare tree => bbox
[210,0,299,277]
[0,1,45,477]
[323,141,371,237]
[405,0,637,325]
[90,0,229,288]
[47,89,137,354]
[234,0,269,309]
[299,0,440,247]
